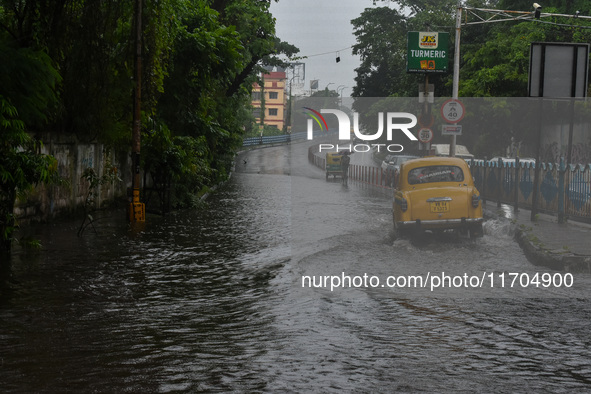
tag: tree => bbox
[0,32,60,253]
[0,0,177,145]
[0,96,58,252]
[351,6,412,98]
[351,1,457,144]
[457,5,591,156]
[0,0,299,228]
[154,0,298,194]
[352,1,458,98]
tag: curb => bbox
[513,225,591,273]
[483,204,591,273]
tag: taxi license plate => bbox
[430,201,449,213]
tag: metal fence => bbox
[469,158,591,223]
[308,145,591,223]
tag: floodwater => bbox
[1,142,591,392]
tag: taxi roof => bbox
[400,156,470,172]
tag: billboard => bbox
[407,31,449,74]
[529,42,589,98]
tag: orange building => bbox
[251,70,287,131]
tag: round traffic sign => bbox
[417,128,433,143]
[441,99,465,124]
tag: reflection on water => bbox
[1,144,591,392]
[1,172,292,392]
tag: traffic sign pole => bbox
[441,98,464,156]
[420,74,432,155]
[441,99,465,123]
[418,128,434,143]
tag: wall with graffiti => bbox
[13,133,132,224]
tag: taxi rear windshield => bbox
[408,165,464,184]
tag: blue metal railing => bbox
[243,131,309,146]
[242,130,339,147]
[469,158,591,223]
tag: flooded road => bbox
[1,142,591,392]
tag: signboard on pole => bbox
[441,99,465,124]
[529,42,589,98]
[417,128,434,143]
[441,125,462,136]
[407,32,449,74]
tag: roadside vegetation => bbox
[0,0,298,252]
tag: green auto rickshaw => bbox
[325,152,343,180]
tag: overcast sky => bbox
[269,0,384,98]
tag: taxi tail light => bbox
[401,197,408,212]
[472,194,480,208]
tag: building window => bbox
[253,108,261,118]
[269,92,278,99]
[268,108,278,116]
[252,91,262,101]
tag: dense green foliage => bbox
[0,33,60,252]
[352,0,457,98]
[0,96,59,250]
[356,0,591,98]
[0,0,298,251]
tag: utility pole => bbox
[450,2,462,157]
[130,0,145,223]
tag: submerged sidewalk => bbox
[483,201,591,273]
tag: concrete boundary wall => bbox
[14,133,132,224]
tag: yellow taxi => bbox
[392,156,483,239]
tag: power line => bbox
[529,18,591,29]
[303,9,591,61]
[304,46,353,58]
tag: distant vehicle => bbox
[325,152,343,180]
[381,155,419,187]
[430,144,474,161]
[392,156,483,239]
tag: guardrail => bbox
[308,145,394,189]
[243,131,309,146]
[243,130,340,147]
[348,164,392,188]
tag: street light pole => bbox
[286,73,297,133]
[337,85,347,108]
